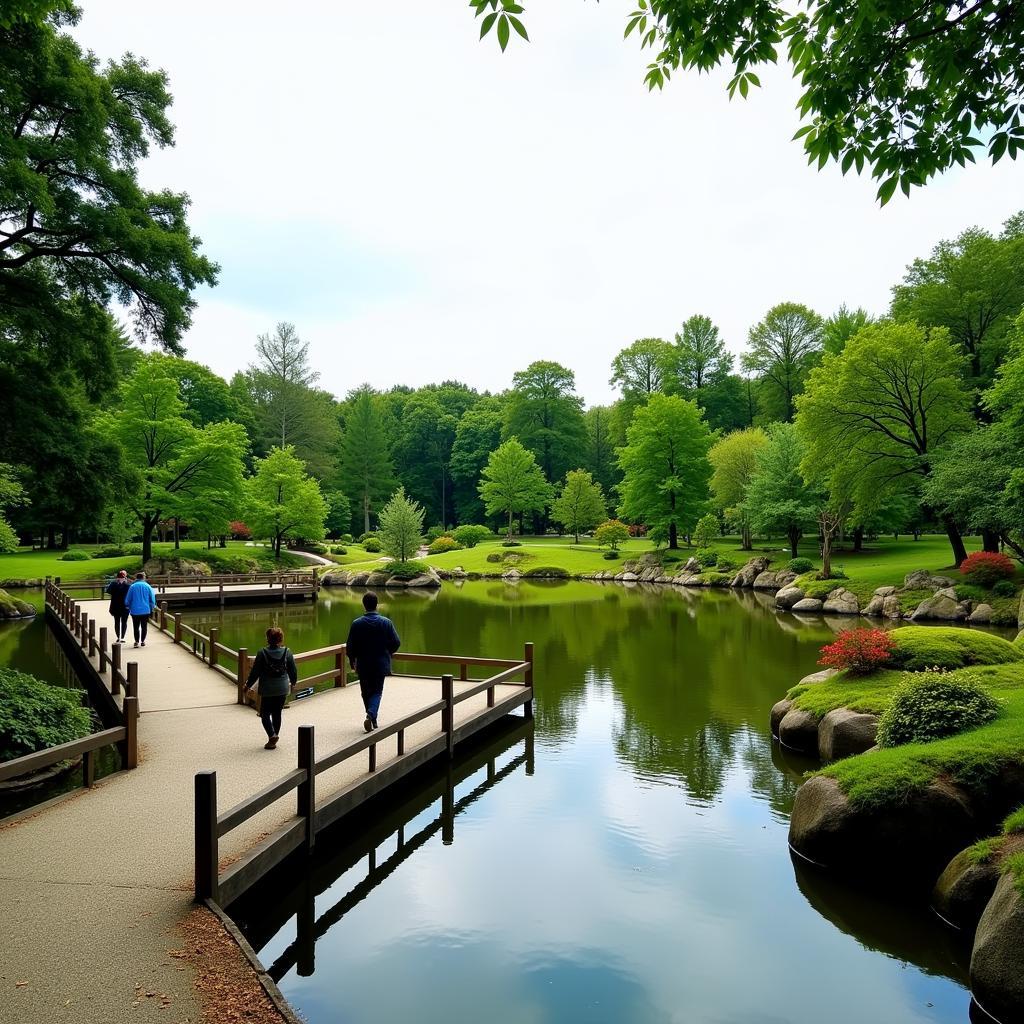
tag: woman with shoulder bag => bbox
[244,626,297,749]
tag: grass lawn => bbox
[422,537,658,576]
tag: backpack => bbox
[263,646,290,680]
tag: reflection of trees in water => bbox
[740,731,802,818]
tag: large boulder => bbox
[770,699,793,737]
[775,585,806,609]
[970,873,1024,1023]
[0,588,35,619]
[789,776,977,883]
[777,707,820,754]
[817,708,879,761]
[910,590,967,621]
[969,604,994,624]
[874,585,897,597]
[903,569,957,591]
[932,847,1002,933]
[752,570,783,591]
[731,556,771,588]
[798,668,839,686]
[680,557,701,576]
[792,597,824,613]
[822,588,860,615]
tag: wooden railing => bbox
[58,570,317,590]
[194,645,534,905]
[0,582,142,786]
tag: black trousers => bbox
[113,610,129,640]
[359,676,385,723]
[131,614,149,643]
[260,694,287,738]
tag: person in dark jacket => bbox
[104,570,131,644]
[345,591,400,732]
[244,626,298,749]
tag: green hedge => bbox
[888,626,1023,671]
[523,566,570,578]
[0,668,92,761]
[876,676,1002,747]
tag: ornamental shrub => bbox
[363,538,382,553]
[627,523,647,537]
[523,566,570,578]
[332,546,348,555]
[888,626,1022,671]
[387,559,430,581]
[60,550,91,561]
[92,547,127,559]
[427,535,461,555]
[960,551,1016,587]
[788,557,814,574]
[452,524,491,548]
[595,520,630,551]
[876,677,1002,748]
[425,525,447,543]
[501,540,522,548]
[993,579,1017,598]
[0,668,92,761]
[818,628,895,674]
[695,549,718,568]
[485,551,504,564]
[692,513,719,549]
[358,531,379,544]
[229,520,252,540]
[603,550,619,560]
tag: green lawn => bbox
[423,537,657,576]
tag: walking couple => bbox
[104,571,158,648]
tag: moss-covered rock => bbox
[0,588,35,619]
[970,873,1024,1023]
[887,626,1023,672]
[933,846,1004,933]
[778,707,820,753]
[143,557,212,578]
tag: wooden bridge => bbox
[0,582,535,1024]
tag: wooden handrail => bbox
[392,652,522,668]
[0,727,126,783]
[216,768,307,838]
[453,663,529,704]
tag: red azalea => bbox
[959,551,1015,586]
[818,628,895,674]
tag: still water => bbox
[178,581,975,1024]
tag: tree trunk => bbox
[363,493,370,536]
[821,534,832,579]
[668,522,678,549]
[46,525,55,549]
[943,517,968,566]
[741,522,752,551]
[507,509,514,542]
[982,528,1000,553]
[852,525,864,553]
[174,517,180,550]
[220,535,227,548]
[788,527,800,559]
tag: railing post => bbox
[88,617,96,658]
[237,648,248,704]
[173,613,182,644]
[194,771,219,902]
[83,748,95,788]
[209,627,219,667]
[442,674,455,759]
[159,601,167,630]
[219,581,224,607]
[99,626,108,673]
[122,694,138,769]
[297,725,316,851]
[334,648,344,687]
[524,642,534,719]
[111,641,122,690]
[459,662,468,681]
[79,612,88,649]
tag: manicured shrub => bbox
[993,579,1018,598]
[603,550,619,560]
[60,549,91,561]
[627,523,647,537]
[888,626,1023,671]
[363,538,382,553]
[692,513,719,549]
[452,524,491,548]
[501,540,522,548]
[229,520,252,540]
[818,628,895,674]
[332,546,348,555]
[387,559,431,581]
[960,551,1016,587]
[788,557,815,573]
[876,676,1002,748]
[595,519,630,552]
[485,551,504,564]
[92,547,127,559]
[0,668,92,761]
[695,549,718,568]
[340,533,353,544]
[427,535,462,555]
[523,566,570,578]
[425,525,447,543]
[358,531,379,544]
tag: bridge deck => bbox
[0,599,522,1024]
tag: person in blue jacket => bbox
[124,571,157,648]
[345,591,400,732]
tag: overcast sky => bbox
[74,1,1022,407]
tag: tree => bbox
[741,423,820,558]
[246,446,328,558]
[594,519,630,553]
[742,303,823,421]
[0,463,28,552]
[475,1,1024,198]
[708,427,768,550]
[692,513,718,549]
[449,397,504,526]
[550,469,607,543]
[324,490,352,539]
[891,218,1024,387]
[609,338,672,402]
[796,321,973,564]
[823,306,874,356]
[0,9,217,356]
[665,315,745,430]
[478,439,550,540]
[617,393,713,549]
[338,386,396,535]
[378,487,425,563]
[167,359,245,428]
[504,361,587,490]
[392,390,459,527]
[583,405,620,496]
[99,356,247,561]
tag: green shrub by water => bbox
[695,549,718,568]
[888,626,1023,671]
[523,566,570,578]
[60,550,91,561]
[993,580,1018,598]
[0,668,92,761]
[387,560,430,581]
[788,557,815,573]
[876,676,1002,748]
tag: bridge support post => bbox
[159,602,167,631]
[123,663,139,768]
[236,648,248,705]
[99,627,108,674]
[209,627,219,668]
[173,613,182,645]
[297,725,316,851]
[442,674,455,759]
[194,771,219,903]
[524,642,534,719]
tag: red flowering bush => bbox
[818,628,895,675]
[627,523,647,537]
[230,520,252,540]
[959,551,1015,587]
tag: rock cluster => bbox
[0,587,36,619]
[322,566,441,589]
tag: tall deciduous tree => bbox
[617,393,713,549]
[0,8,217,357]
[99,356,247,561]
[450,398,504,526]
[246,446,328,558]
[378,486,425,563]
[551,469,607,543]
[339,386,396,535]
[796,321,973,564]
[743,303,823,421]
[823,306,874,356]
[741,423,820,558]
[709,427,768,549]
[583,405,620,497]
[0,463,28,552]
[478,439,550,540]
[609,338,672,403]
[665,314,745,430]
[392,391,459,527]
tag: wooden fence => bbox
[58,571,319,607]
[194,646,534,906]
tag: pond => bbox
[180,581,978,1024]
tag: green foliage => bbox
[91,547,128,559]
[363,538,382,553]
[450,398,505,525]
[742,303,823,421]
[603,550,619,560]
[888,626,1023,672]
[386,559,430,581]
[708,427,769,548]
[609,337,672,403]
[994,580,1018,598]
[425,525,447,543]
[427,535,461,555]
[876,677,1002,748]
[1003,806,1024,836]
[0,464,28,553]
[967,838,1001,866]
[594,519,630,551]
[663,315,744,431]
[452,524,491,548]
[0,667,91,761]
[523,565,570,578]
[478,438,550,539]
[695,549,717,568]
[339,387,396,535]
[788,557,815,573]
[617,393,713,549]
[246,446,328,557]
[692,513,719,549]
[59,549,90,561]
[550,469,606,542]
[378,486,426,563]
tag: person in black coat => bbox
[104,570,131,644]
[244,626,298,749]
[345,591,400,732]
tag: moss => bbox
[1003,851,1024,896]
[967,837,1002,865]
[695,571,732,586]
[888,625,1023,671]
[897,588,935,614]
[788,669,902,717]
[1003,806,1024,835]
